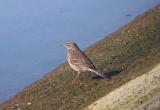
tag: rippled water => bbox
[0,0,159,104]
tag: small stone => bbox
[27,102,32,105]
[17,108,21,110]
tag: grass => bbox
[0,5,160,110]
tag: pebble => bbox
[17,108,21,110]
[27,102,32,105]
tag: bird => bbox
[64,42,104,82]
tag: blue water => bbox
[0,0,159,104]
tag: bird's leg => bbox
[71,71,80,83]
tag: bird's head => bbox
[64,42,79,50]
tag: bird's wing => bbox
[71,52,96,70]
[70,58,96,70]
[68,48,96,70]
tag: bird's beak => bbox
[64,44,67,48]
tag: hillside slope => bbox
[85,64,160,110]
[0,5,160,110]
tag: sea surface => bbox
[0,0,159,104]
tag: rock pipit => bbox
[64,42,104,82]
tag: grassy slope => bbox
[0,5,160,110]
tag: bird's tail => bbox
[89,69,104,78]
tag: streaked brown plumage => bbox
[64,42,104,82]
